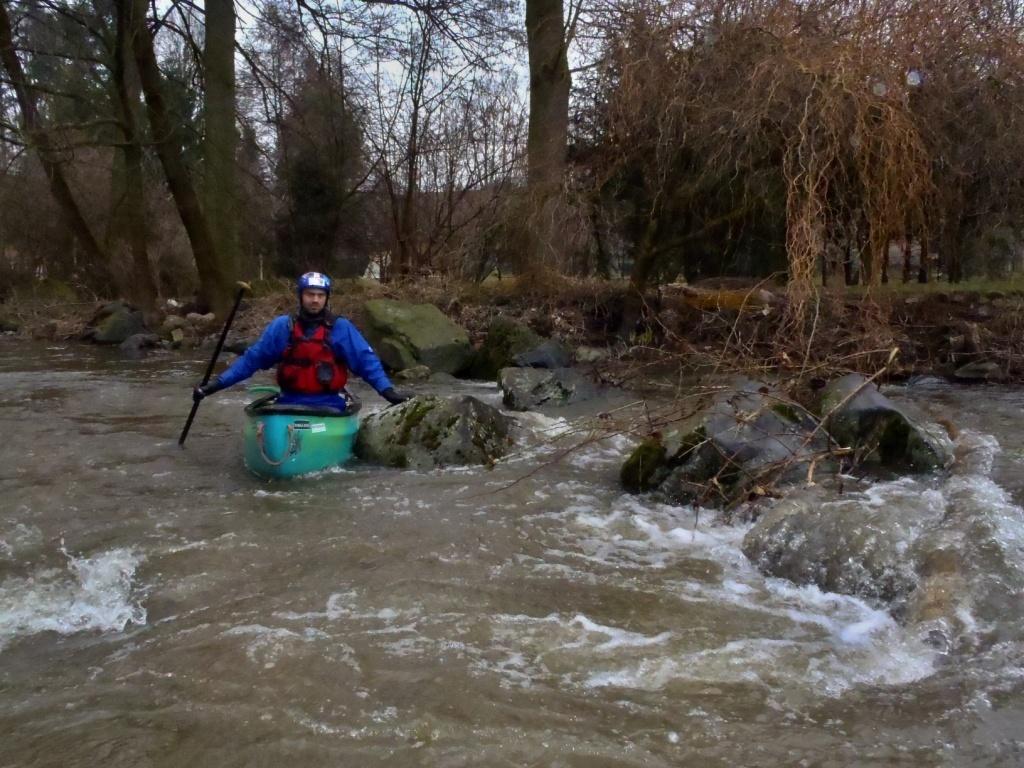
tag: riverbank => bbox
[3,276,1024,386]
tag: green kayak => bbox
[242,388,360,479]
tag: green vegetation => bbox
[620,437,668,493]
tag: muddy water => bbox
[1,341,1023,766]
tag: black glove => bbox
[193,378,224,402]
[381,387,410,406]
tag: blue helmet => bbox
[297,271,332,298]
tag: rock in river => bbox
[741,486,926,605]
[497,367,597,410]
[355,395,514,469]
[819,374,952,471]
[621,378,821,508]
[83,301,147,344]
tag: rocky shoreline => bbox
[3,279,1023,385]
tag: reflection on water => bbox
[1,341,1023,766]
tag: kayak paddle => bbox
[178,281,251,447]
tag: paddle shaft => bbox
[178,284,249,447]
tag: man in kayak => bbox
[192,271,408,410]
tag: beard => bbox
[298,304,328,323]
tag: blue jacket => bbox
[216,314,393,403]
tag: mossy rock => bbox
[86,301,147,344]
[620,437,668,492]
[362,299,472,374]
[619,378,823,507]
[820,374,952,471]
[467,318,542,380]
[355,395,513,469]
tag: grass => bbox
[843,276,1024,297]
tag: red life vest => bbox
[276,317,348,394]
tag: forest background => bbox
[2,0,1024,346]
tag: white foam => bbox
[581,628,936,696]
[514,411,575,438]
[568,614,672,651]
[222,623,333,667]
[0,548,146,650]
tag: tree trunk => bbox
[0,0,112,286]
[525,0,569,271]
[620,213,661,338]
[112,0,158,308]
[202,0,238,283]
[126,0,231,314]
[844,238,854,285]
[918,235,930,283]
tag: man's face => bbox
[301,288,328,313]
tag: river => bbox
[1,340,1023,766]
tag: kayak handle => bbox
[255,421,303,466]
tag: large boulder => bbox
[512,339,573,370]
[819,374,952,471]
[119,333,161,359]
[741,488,925,605]
[497,367,597,410]
[355,395,514,469]
[621,378,821,508]
[84,301,147,344]
[362,300,472,375]
[467,318,542,380]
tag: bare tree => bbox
[0,0,112,286]
[124,0,232,313]
[202,0,238,280]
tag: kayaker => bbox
[192,271,408,410]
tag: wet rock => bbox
[169,328,185,348]
[575,346,609,364]
[355,395,513,469]
[953,360,1004,383]
[742,487,922,604]
[903,548,970,651]
[186,311,216,327]
[467,318,542,380]
[621,378,822,508]
[819,374,952,471]
[197,332,248,354]
[395,364,432,382]
[362,299,472,375]
[497,367,597,410]
[0,316,20,333]
[84,301,147,344]
[512,339,573,369]
[222,332,250,355]
[161,315,188,333]
[119,333,161,359]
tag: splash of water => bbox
[0,547,147,651]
